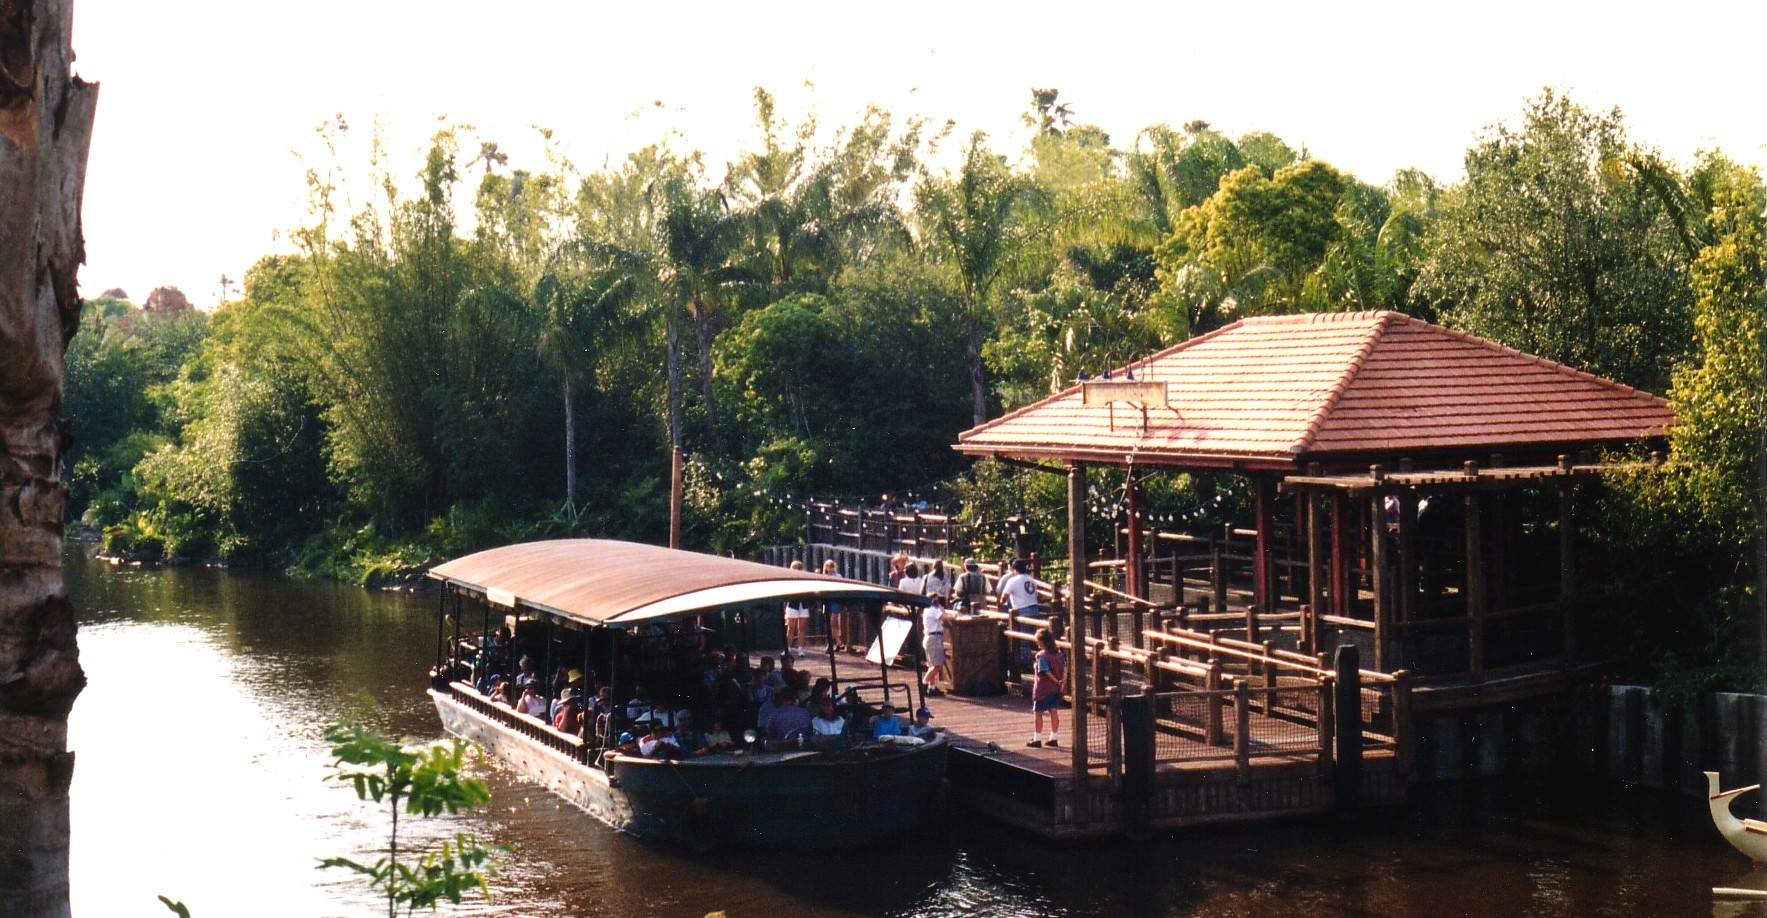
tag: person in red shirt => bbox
[1028,628,1066,748]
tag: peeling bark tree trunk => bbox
[0,1,96,915]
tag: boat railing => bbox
[448,681,587,759]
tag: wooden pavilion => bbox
[955,310,1675,783]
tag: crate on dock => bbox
[944,615,1005,696]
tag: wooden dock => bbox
[792,641,1406,840]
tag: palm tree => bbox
[0,2,94,915]
[916,133,1043,426]
[654,176,755,451]
[532,259,639,515]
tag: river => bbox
[60,546,1765,917]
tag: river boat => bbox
[424,539,948,850]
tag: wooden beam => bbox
[1254,476,1275,620]
[1397,490,1417,631]
[1067,462,1090,826]
[1308,491,1326,652]
[1559,480,1577,662]
[1465,492,1486,681]
[1369,490,1390,671]
[1331,492,1351,622]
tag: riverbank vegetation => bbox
[66,88,1762,690]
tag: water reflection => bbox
[62,547,1767,917]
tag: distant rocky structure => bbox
[100,287,129,301]
[141,286,191,316]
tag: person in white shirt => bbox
[922,560,952,603]
[921,595,953,696]
[784,560,810,656]
[897,562,925,598]
[997,558,1041,617]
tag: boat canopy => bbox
[427,539,920,629]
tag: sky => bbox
[71,0,1767,308]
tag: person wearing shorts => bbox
[784,560,810,656]
[1028,627,1066,747]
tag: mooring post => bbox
[1121,690,1154,840]
[1067,462,1091,827]
[1334,643,1363,814]
[1234,680,1253,785]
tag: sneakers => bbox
[1026,739,1044,748]
[1046,738,1059,747]
[924,686,944,697]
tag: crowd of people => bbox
[461,553,1067,759]
[466,632,947,761]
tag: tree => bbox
[0,2,97,915]
[1413,90,1693,393]
[916,132,1043,425]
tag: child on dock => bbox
[1028,628,1066,747]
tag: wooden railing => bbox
[448,681,588,759]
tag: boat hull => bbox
[432,689,947,849]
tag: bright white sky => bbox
[72,0,1767,308]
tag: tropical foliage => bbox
[66,88,1764,686]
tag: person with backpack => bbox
[1028,627,1066,747]
[956,559,990,611]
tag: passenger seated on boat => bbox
[810,697,847,745]
[476,671,504,695]
[638,721,682,759]
[518,683,551,720]
[553,688,584,736]
[836,687,873,723]
[700,717,736,754]
[909,707,938,740]
[870,702,906,739]
[750,656,783,704]
[805,677,833,711]
[488,678,516,707]
[612,731,640,757]
[711,669,749,729]
[626,684,662,726]
[515,655,540,690]
[764,687,811,743]
[788,669,813,705]
[672,711,706,755]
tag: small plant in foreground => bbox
[319,724,505,917]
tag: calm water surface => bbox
[63,547,1766,917]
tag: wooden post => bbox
[1210,541,1227,610]
[1307,491,1326,653]
[1369,472,1390,672]
[1254,475,1274,617]
[1465,488,1486,681]
[1397,489,1417,637]
[1204,661,1224,745]
[1558,458,1577,663]
[1317,674,1336,772]
[1106,685,1123,784]
[1234,680,1253,785]
[1331,492,1351,620]
[1126,465,1145,603]
[1121,691,1154,840]
[1067,462,1090,826]
[669,445,683,549]
[1334,644,1363,813]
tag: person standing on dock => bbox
[921,594,952,696]
[1028,628,1066,748]
[956,559,989,611]
[784,561,810,656]
[998,559,1040,619]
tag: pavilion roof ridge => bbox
[1289,311,1397,454]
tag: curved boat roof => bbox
[427,539,917,629]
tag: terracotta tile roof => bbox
[955,311,1674,470]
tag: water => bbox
[62,546,1766,917]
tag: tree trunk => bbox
[966,310,986,427]
[666,300,682,453]
[693,292,719,450]
[0,2,97,916]
[562,375,575,507]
